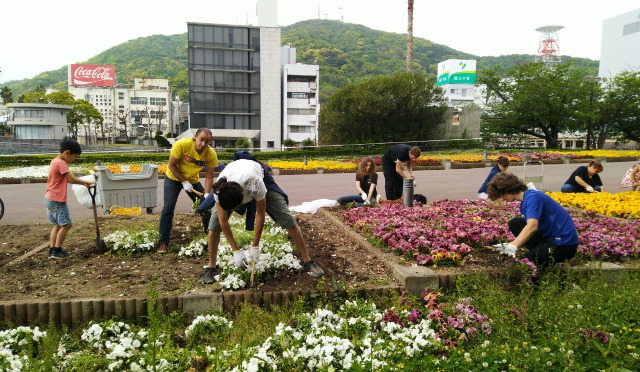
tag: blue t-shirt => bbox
[478,165,500,194]
[520,189,579,246]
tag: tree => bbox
[170,70,189,102]
[154,103,166,137]
[116,109,131,141]
[480,62,588,149]
[406,0,414,72]
[67,99,103,142]
[319,72,447,144]
[43,91,75,105]
[0,87,13,104]
[596,71,640,145]
[21,91,46,103]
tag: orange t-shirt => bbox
[45,158,70,202]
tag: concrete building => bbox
[282,46,319,144]
[599,8,640,78]
[68,78,172,142]
[5,103,72,140]
[187,21,282,149]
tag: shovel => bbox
[89,186,109,253]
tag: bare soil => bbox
[4,207,612,303]
[24,204,626,305]
[0,212,401,302]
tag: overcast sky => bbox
[0,0,638,84]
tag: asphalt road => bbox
[0,160,636,225]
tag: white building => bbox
[599,8,640,78]
[437,59,477,108]
[68,78,172,142]
[282,46,319,143]
[5,103,72,140]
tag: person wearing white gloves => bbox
[157,128,218,254]
[487,172,579,268]
[337,158,379,207]
[560,160,604,193]
[199,159,324,284]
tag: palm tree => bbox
[0,87,13,104]
[406,0,414,72]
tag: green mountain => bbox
[1,19,598,104]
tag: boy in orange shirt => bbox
[45,138,95,258]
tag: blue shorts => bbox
[44,197,72,226]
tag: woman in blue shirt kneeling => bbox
[487,172,579,268]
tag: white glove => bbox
[233,250,248,269]
[249,246,260,263]
[585,186,594,192]
[361,193,367,201]
[492,243,517,258]
[182,181,193,193]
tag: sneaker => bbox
[199,266,221,284]
[48,247,70,259]
[302,260,324,277]
[156,243,168,254]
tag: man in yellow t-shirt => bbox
[157,128,218,253]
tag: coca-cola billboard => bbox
[68,64,116,87]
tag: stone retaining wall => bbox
[0,287,406,328]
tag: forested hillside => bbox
[1,19,598,104]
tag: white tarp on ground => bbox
[289,199,338,214]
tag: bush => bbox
[154,131,171,148]
[301,138,315,148]
[282,138,296,148]
[235,137,251,149]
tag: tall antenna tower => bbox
[535,25,564,64]
[339,7,343,22]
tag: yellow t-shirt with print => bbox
[166,138,218,184]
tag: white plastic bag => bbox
[289,199,338,214]
[526,182,537,190]
[72,174,101,208]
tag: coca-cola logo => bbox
[69,64,116,86]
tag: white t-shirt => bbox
[214,159,266,205]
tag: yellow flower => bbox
[547,191,640,219]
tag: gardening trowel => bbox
[89,186,109,253]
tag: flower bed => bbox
[547,191,640,220]
[0,295,493,371]
[103,216,302,291]
[96,162,229,175]
[0,165,84,179]
[267,159,357,171]
[341,199,640,266]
